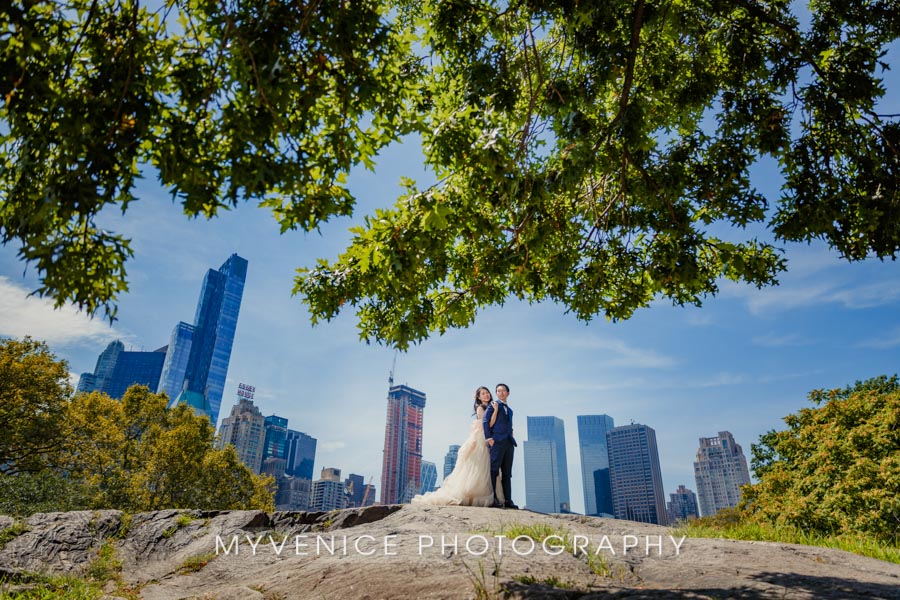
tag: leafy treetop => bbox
[2,0,899,347]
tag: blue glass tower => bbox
[577,414,615,516]
[285,429,317,480]
[607,423,668,525]
[264,415,289,461]
[160,253,247,424]
[523,416,570,513]
[78,340,166,400]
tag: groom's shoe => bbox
[491,500,504,509]
[503,502,519,510]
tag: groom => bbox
[483,383,518,509]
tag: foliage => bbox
[0,521,29,550]
[0,573,103,600]
[745,375,900,544]
[0,471,91,517]
[2,2,900,346]
[676,511,900,565]
[0,337,71,475]
[59,385,275,511]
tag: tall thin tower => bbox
[380,357,426,504]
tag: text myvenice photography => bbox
[214,532,688,558]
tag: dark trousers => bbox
[489,438,514,504]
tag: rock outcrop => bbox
[1,505,898,599]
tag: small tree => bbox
[746,376,900,544]
[0,337,71,475]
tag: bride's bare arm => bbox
[476,405,486,420]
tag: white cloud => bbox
[542,335,676,369]
[320,441,347,452]
[726,277,900,315]
[0,276,125,346]
[751,332,811,347]
[855,328,900,350]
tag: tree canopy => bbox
[2,0,899,347]
[746,375,900,544]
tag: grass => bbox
[0,522,29,550]
[0,573,102,600]
[675,519,900,565]
[460,555,503,600]
[178,552,218,574]
[512,574,573,589]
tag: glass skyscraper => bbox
[158,253,247,425]
[443,444,460,479]
[577,414,615,516]
[285,429,317,480]
[523,416,570,514]
[607,423,668,525]
[420,460,437,494]
[77,339,167,400]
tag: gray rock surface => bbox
[0,506,897,599]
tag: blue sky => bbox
[3,30,900,513]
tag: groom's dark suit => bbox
[482,401,516,506]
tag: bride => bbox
[412,386,503,507]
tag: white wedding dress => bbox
[412,414,504,507]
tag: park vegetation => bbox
[0,337,274,517]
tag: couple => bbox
[412,383,518,509]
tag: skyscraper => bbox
[77,340,167,400]
[607,423,668,525]
[345,473,366,508]
[285,429,317,480]
[524,416,570,514]
[216,385,266,474]
[667,485,700,523]
[263,415,289,462]
[380,384,426,504]
[311,467,348,511]
[577,414,615,516]
[159,253,247,425]
[77,340,122,394]
[443,445,460,479]
[421,460,437,494]
[693,431,752,517]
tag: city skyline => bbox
[2,135,900,514]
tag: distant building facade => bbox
[607,424,668,525]
[443,445,460,480]
[524,416,570,514]
[276,476,311,511]
[311,467,348,511]
[77,340,167,400]
[420,460,437,494]
[285,429,317,480]
[380,384,426,504]
[159,253,247,425]
[263,415,289,462]
[216,388,266,474]
[577,414,615,516]
[667,485,700,523]
[693,431,751,517]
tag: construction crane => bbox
[388,350,398,388]
[361,476,375,506]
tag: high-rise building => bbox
[285,429,317,480]
[443,445,460,480]
[276,476,311,511]
[524,416,570,514]
[263,415,289,461]
[607,423,668,525]
[421,461,437,494]
[311,467,348,511]
[667,485,700,523]
[380,384,426,504]
[577,414,615,516]
[77,340,122,394]
[159,253,247,424]
[77,340,167,400]
[693,431,751,517]
[216,386,266,474]
[345,473,366,508]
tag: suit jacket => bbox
[483,401,516,445]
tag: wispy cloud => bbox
[0,276,125,346]
[320,441,347,453]
[727,278,900,315]
[543,335,676,369]
[752,332,812,347]
[855,327,900,350]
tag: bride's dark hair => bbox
[473,386,493,414]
